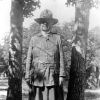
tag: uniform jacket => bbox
[25,32,65,86]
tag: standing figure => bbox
[25,9,65,100]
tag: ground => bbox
[0,78,100,100]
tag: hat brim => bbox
[34,18,58,25]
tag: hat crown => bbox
[35,9,58,25]
[40,9,53,19]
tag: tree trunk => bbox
[6,0,23,100]
[67,1,90,100]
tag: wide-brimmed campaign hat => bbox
[34,9,58,25]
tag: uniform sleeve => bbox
[25,38,33,79]
[58,35,66,77]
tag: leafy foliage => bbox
[86,34,95,68]
[0,35,9,65]
[65,0,99,8]
[0,38,9,74]
[86,27,100,89]
[23,0,40,17]
[0,46,4,61]
[2,35,10,65]
[16,0,40,17]
[61,22,75,79]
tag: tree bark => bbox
[67,1,90,100]
[6,0,23,100]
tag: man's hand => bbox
[25,78,32,91]
[25,78,31,86]
[59,77,64,86]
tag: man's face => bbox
[41,22,52,32]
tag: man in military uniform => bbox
[25,9,65,100]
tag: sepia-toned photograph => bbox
[0,0,100,100]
